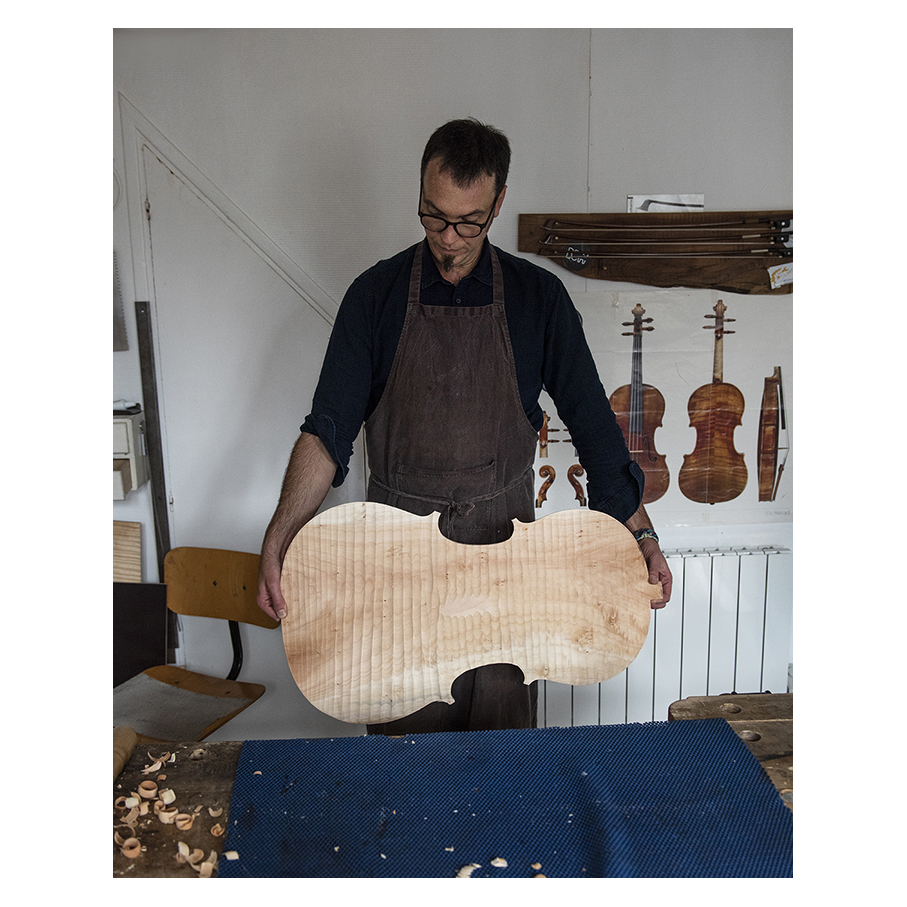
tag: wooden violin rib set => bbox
[280,502,654,725]
[518,210,793,294]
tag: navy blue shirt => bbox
[301,240,643,523]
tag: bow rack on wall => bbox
[517,210,792,295]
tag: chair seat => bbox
[114,665,266,744]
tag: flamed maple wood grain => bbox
[280,502,655,725]
[678,382,748,504]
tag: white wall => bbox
[113,28,792,738]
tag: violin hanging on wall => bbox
[609,304,669,503]
[678,300,748,504]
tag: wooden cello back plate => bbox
[281,502,654,725]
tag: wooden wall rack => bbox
[518,210,792,294]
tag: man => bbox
[258,118,672,734]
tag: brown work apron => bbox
[365,241,539,734]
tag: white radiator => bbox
[539,547,793,727]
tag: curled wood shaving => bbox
[120,837,142,859]
[191,850,219,877]
[159,788,176,805]
[157,808,179,825]
[533,874,546,879]
[490,857,508,868]
[175,813,195,831]
[123,796,140,808]
[530,863,542,870]
[210,823,224,837]
[455,863,481,878]
[208,807,223,817]
[141,761,162,775]
[224,851,239,860]
[187,848,205,865]
[114,796,128,809]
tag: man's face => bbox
[420,156,506,279]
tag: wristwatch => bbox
[633,528,659,544]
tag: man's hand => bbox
[638,537,672,609]
[257,553,287,622]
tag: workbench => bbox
[113,693,792,878]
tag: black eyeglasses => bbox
[418,183,501,238]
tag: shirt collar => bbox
[420,238,494,290]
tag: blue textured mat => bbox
[219,720,792,878]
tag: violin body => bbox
[609,383,670,503]
[281,502,655,725]
[678,381,747,503]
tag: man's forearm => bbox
[623,502,655,536]
[262,431,337,565]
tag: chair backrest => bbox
[163,547,279,630]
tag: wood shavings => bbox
[119,837,142,859]
[455,863,481,878]
[490,857,508,868]
[533,874,546,878]
[224,851,239,861]
[138,781,158,799]
[530,862,542,870]
[114,746,226,877]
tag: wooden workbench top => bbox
[668,693,793,809]
[113,741,243,878]
[113,695,793,876]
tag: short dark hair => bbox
[420,118,511,196]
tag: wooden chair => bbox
[113,547,279,744]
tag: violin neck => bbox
[629,333,643,437]
[713,332,724,383]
